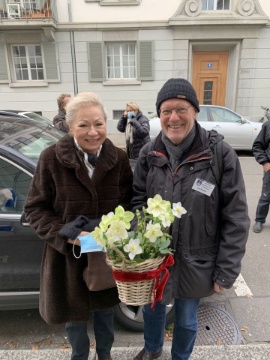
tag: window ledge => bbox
[9,82,49,88]
[103,80,141,85]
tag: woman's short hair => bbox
[126,102,140,112]
[66,92,107,126]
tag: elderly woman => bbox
[117,101,151,159]
[24,92,133,360]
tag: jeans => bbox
[143,298,200,360]
[255,170,270,223]
[65,308,114,360]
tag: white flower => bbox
[159,213,172,228]
[145,221,163,243]
[172,202,187,218]
[146,194,170,218]
[123,238,143,260]
[105,220,128,244]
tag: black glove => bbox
[59,216,100,240]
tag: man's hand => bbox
[263,163,270,172]
[214,282,225,293]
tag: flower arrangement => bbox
[91,194,187,266]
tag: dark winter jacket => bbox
[252,120,270,164]
[132,123,249,299]
[53,109,69,133]
[24,134,133,325]
[117,111,151,159]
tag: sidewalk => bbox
[1,344,270,360]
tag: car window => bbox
[1,121,63,161]
[197,106,208,122]
[0,158,32,214]
[210,107,242,123]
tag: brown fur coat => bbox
[24,134,133,325]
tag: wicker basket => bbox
[106,256,165,306]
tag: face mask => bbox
[73,233,103,258]
[128,111,136,119]
[79,234,103,253]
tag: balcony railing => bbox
[0,0,57,21]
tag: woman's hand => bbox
[67,231,89,246]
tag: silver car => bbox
[149,105,263,151]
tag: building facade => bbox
[0,0,269,132]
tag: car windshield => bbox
[0,120,63,162]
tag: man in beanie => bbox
[132,78,249,360]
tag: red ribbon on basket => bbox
[112,254,174,310]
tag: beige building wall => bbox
[0,0,270,131]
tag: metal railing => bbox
[0,0,57,21]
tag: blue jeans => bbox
[255,170,270,223]
[143,298,200,360]
[65,308,114,360]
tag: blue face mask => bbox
[128,111,136,119]
[78,234,103,253]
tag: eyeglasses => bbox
[160,106,192,117]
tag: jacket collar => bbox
[55,135,119,186]
[149,122,223,165]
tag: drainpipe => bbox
[68,0,78,95]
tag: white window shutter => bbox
[0,43,9,83]
[88,42,104,82]
[139,41,154,81]
[43,42,60,82]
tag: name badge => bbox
[192,178,215,197]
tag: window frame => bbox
[10,44,45,83]
[106,42,137,80]
[202,0,230,11]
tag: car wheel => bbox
[114,302,175,332]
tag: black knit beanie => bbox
[156,78,200,115]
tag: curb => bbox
[1,344,270,360]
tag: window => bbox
[202,0,230,10]
[113,110,125,120]
[21,0,37,12]
[88,41,153,83]
[11,45,44,81]
[0,158,32,214]
[106,43,136,80]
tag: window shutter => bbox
[88,42,104,82]
[0,43,9,83]
[139,41,154,81]
[43,42,60,82]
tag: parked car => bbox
[149,105,263,151]
[0,114,174,331]
[0,110,53,126]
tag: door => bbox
[192,51,228,106]
[0,157,43,293]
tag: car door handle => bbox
[0,225,14,231]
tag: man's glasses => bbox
[160,106,192,117]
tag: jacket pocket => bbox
[176,259,215,298]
